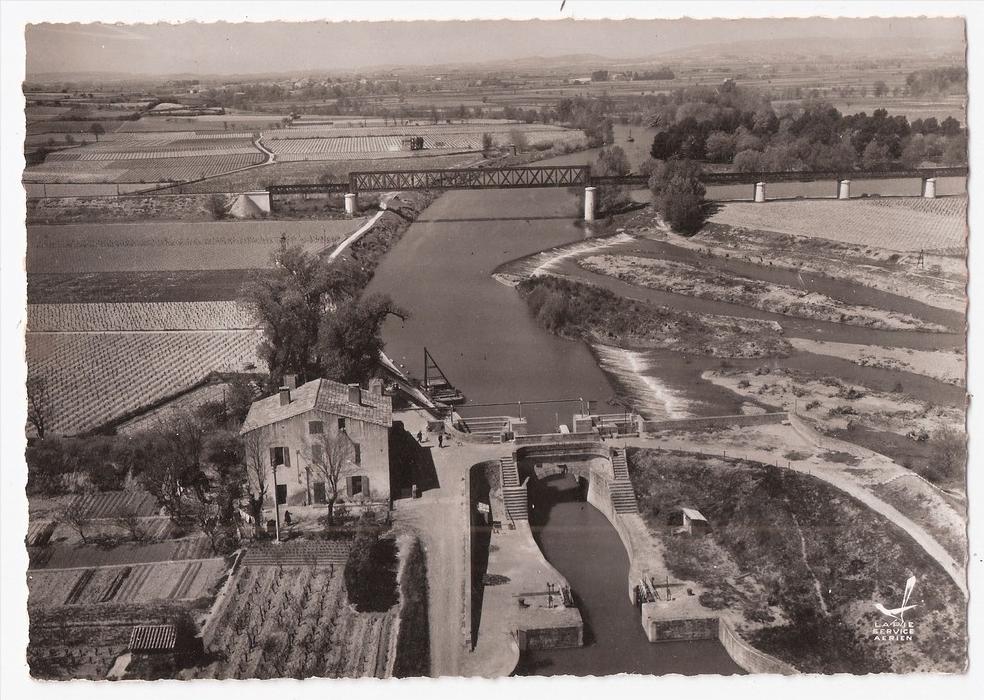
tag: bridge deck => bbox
[268,165,967,196]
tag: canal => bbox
[520,473,743,676]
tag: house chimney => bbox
[369,377,384,396]
[283,374,297,390]
[279,386,291,406]
[347,383,362,405]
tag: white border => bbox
[2,3,981,700]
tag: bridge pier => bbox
[838,179,851,200]
[584,186,597,221]
[344,193,358,215]
[754,182,766,203]
[923,177,937,199]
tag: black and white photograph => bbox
[1,2,980,695]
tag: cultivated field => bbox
[259,123,583,161]
[28,558,228,607]
[27,329,263,434]
[30,536,217,571]
[195,564,397,680]
[708,198,967,252]
[24,130,267,187]
[27,219,366,273]
[28,301,256,332]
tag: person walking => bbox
[438,434,444,448]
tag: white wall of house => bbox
[245,411,390,509]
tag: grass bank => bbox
[627,448,966,673]
[517,275,791,359]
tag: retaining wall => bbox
[718,619,797,675]
[516,625,582,651]
[642,412,788,433]
[645,614,719,642]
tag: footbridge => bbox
[268,164,967,221]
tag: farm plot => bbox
[28,301,256,332]
[29,600,200,680]
[30,536,216,571]
[26,330,264,434]
[197,564,397,680]
[28,559,228,607]
[27,219,367,273]
[708,198,968,252]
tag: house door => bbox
[313,481,327,504]
[275,484,287,505]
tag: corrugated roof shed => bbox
[240,377,392,433]
[129,624,176,653]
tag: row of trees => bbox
[644,81,966,172]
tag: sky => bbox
[24,16,966,77]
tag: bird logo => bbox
[874,575,918,621]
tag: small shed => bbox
[129,625,177,655]
[677,507,711,536]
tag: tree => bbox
[307,429,356,526]
[137,413,206,522]
[243,245,355,384]
[242,430,269,530]
[509,128,528,151]
[704,130,736,163]
[26,375,52,440]
[593,146,631,214]
[872,80,889,97]
[206,194,229,220]
[188,498,223,553]
[649,159,707,235]
[317,294,406,386]
[116,502,146,542]
[57,499,92,544]
[89,122,105,142]
[861,139,892,171]
[481,132,494,154]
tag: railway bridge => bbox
[267,164,966,221]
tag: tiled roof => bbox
[130,624,176,652]
[240,377,392,433]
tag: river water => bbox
[365,141,962,675]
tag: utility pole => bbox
[272,460,281,544]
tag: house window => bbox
[348,475,369,497]
[269,447,289,468]
[308,420,324,435]
[337,417,346,431]
[311,444,324,464]
[352,443,361,465]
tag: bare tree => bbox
[57,498,92,545]
[138,413,206,522]
[115,503,146,542]
[26,375,52,440]
[307,430,355,526]
[188,498,223,553]
[242,430,268,531]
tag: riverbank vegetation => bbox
[626,448,967,673]
[705,366,966,490]
[517,275,791,359]
[578,254,944,332]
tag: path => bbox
[390,410,508,676]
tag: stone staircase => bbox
[499,456,528,521]
[457,415,511,443]
[608,449,638,514]
[611,450,630,480]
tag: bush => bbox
[393,538,430,677]
[206,194,228,220]
[343,514,398,612]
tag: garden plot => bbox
[31,536,216,571]
[196,564,397,679]
[709,199,967,252]
[27,219,367,273]
[27,559,227,607]
[26,330,264,435]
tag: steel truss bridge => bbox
[267,165,967,197]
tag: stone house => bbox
[239,377,393,510]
